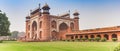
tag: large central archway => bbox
[59,23,68,40]
[32,21,37,39]
[59,23,68,31]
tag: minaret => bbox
[41,3,51,41]
[73,10,80,30]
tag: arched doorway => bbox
[32,21,37,40]
[51,21,57,28]
[75,35,78,39]
[112,34,117,38]
[97,35,101,38]
[71,36,74,39]
[85,35,88,39]
[80,36,83,39]
[90,35,94,38]
[104,34,109,40]
[51,31,58,40]
[59,23,68,40]
[70,23,74,30]
[59,23,68,31]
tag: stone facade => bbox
[25,4,120,41]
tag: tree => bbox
[0,10,10,36]
[10,31,19,40]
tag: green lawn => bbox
[0,41,119,51]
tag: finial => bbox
[73,9,80,16]
[75,9,78,13]
[68,10,70,13]
[68,10,70,17]
[39,3,41,9]
[45,3,48,6]
[30,10,32,13]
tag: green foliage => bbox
[95,37,101,42]
[82,38,87,41]
[72,39,75,42]
[75,38,81,41]
[88,38,94,41]
[101,38,107,42]
[0,40,2,43]
[62,39,66,41]
[10,31,19,40]
[0,10,11,36]
[65,39,70,42]
[112,38,117,42]
[114,44,120,51]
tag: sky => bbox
[0,0,120,32]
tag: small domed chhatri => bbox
[42,3,50,10]
[42,3,50,14]
[73,10,80,16]
[73,10,80,19]
[23,3,120,42]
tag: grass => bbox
[0,41,119,51]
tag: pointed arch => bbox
[80,35,83,39]
[90,35,94,38]
[97,35,101,38]
[112,34,117,38]
[32,21,37,39]
[85,35,88,39]
[70,23,74,30]
[59,22,68,31]
[104,34,109,40]
[51,31,58,40]
[51,20,57,28]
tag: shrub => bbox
[95,37,101,42]
[72,39,75,42]
[82,38,87,41]
[101,38,107,42]
[65,39,70,42]
[88,38,94,41]
[88,38,92,41]
[62,39,66,41]
[112,38,117,42]
[114,44,120,51]
[75,39,80,42]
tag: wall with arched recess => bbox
[31,21,37,39]
[29,16,39,39]
[51,30,58,40]
[59,22,68,31]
